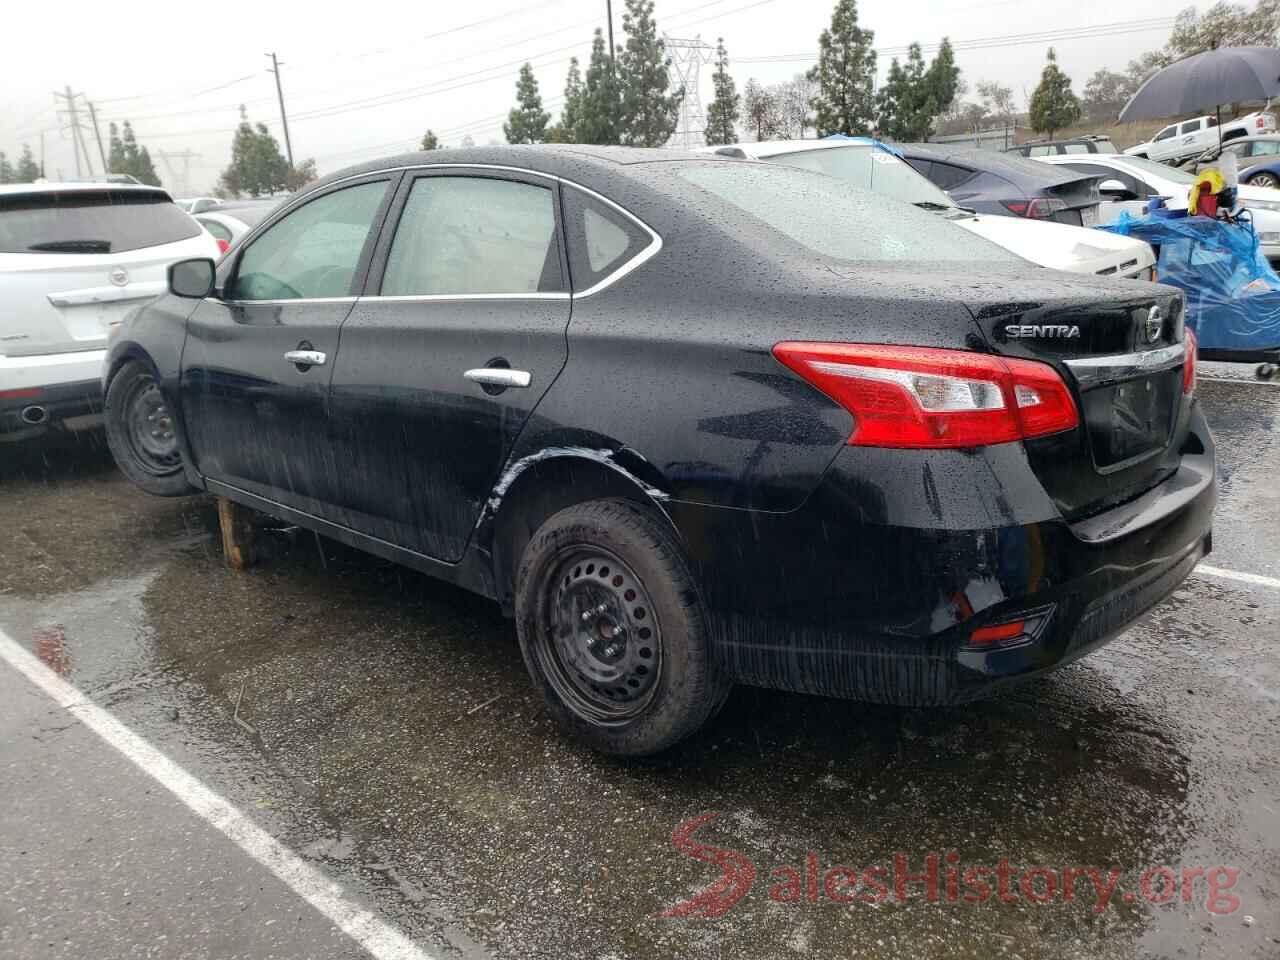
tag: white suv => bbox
[0,182,219,440]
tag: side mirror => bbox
[1098,179,1132,199]
[168,258,216,299]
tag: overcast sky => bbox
[4,0,1198,193]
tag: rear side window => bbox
[926,161,974,189]
[198,218,232,242]
[0,189,201,254]
[676,162,1017,264]
[1063,143,1090,154]
[231,181,387,301]
[380,176,563,296]
[561,188,651,292]
[1028,145,1054,157]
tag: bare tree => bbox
[743,79,779,141]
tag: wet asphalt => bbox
[0,366,1277,960]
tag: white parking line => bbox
[1194,564,1280,590]
[0,627,439,960]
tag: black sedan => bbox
[102,145,1215,755]
[899,143,1104,226]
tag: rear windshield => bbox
[767,145,957,210]
[676,162,1017,264]
[0,189,202,254]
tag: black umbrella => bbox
[1118,46,1280,147]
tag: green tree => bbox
[504,62,551,144]
[577,29,622,145]
[108,123,126,174]
[807,0,877,136]
[704,38,740,145]
[0,152,13,184]
[15,144,40,182]
[546,58,584,143]
[925,38,961,123]
[1029,48,1082,139]
[285,158,317,192]
[618,0,682,146]
[1169,0,1279,56]
[419,130,441,150]
[120,122,160,186]
[876,43,933,141]
[218,107,288,198]
[1081,68,1130,122]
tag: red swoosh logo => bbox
[659,812,756,918]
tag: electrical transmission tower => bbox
[157,149,202,197]
[53,87,97,177]
[663,36,714,149]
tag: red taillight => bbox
[1183,328,1197,395]
[216,238,230,255]
[772,342,1080,449]
[970,620,1026,645]
[0,387,43,400]
[1000,197,1067,219]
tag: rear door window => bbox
[1181,120,1202,134]
[379,176,563,296]
[230,181,387,301]
[1027,145,1054,157]
[0,189,202,254]
[926,161,975,189]
[1063,143,1091,154]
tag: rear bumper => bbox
[668,405,1216,705]
[0,349,105,438]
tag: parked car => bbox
[0,181,220,440]
[706,139,1155,279]
[175,197,223,215]
[897,143,1104,226]
[104,146,1214,756]
[1004,135,1118,157]
[1183,133,1280,188]
[194,199,282,253]
[1124,111,1276,164]
[1034,152,1280,264]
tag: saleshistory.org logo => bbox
[658,814,1243,919]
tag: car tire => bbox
[1249,172,1279,189]
[104,360,195,497]
[514,498,730,756]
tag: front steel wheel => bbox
[515,498,729,755]
[104,360,195,497]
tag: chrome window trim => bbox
[212,296,360,306]
[1064,341,1186,385]
[364,292,570,303]
[262,162,662,301]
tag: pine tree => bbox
[219,107,288,198]
[876,43,934,141]
[807,0,877,136]
[249,123,289,195]
[108,122,126,174]
[547,58,584,143]
[504,62,551,144]
[1029,48,1082,140]
[925,38,960,127]
[618,0,682,146]
[577,29,622,145]
[704,38,740,146]
[0,152,13,184]
[15,144,40,182]
[118,122,160,186]
[420,130,441,150]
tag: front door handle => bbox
[284,349,326,367]
[464,367,531,388]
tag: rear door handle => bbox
[284,349,326,366]
[464,368,531,388]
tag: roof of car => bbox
[0,181,173,197]
[898,143,1091,183]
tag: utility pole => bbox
[54,86,94,177]
[266,52,294,169]
[38,131,45,178]
[665,36,714,148]
[606,0,616,70]
[86,101,108,173]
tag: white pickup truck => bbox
[1126,111,1276,163]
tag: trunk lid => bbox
[0,187,216,358]
[1042,175,1103,227]
[955,267,1190,520]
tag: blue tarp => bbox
[1102,211,1280,352]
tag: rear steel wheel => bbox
[1250,172,1279,189]
[544,547,663,723]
